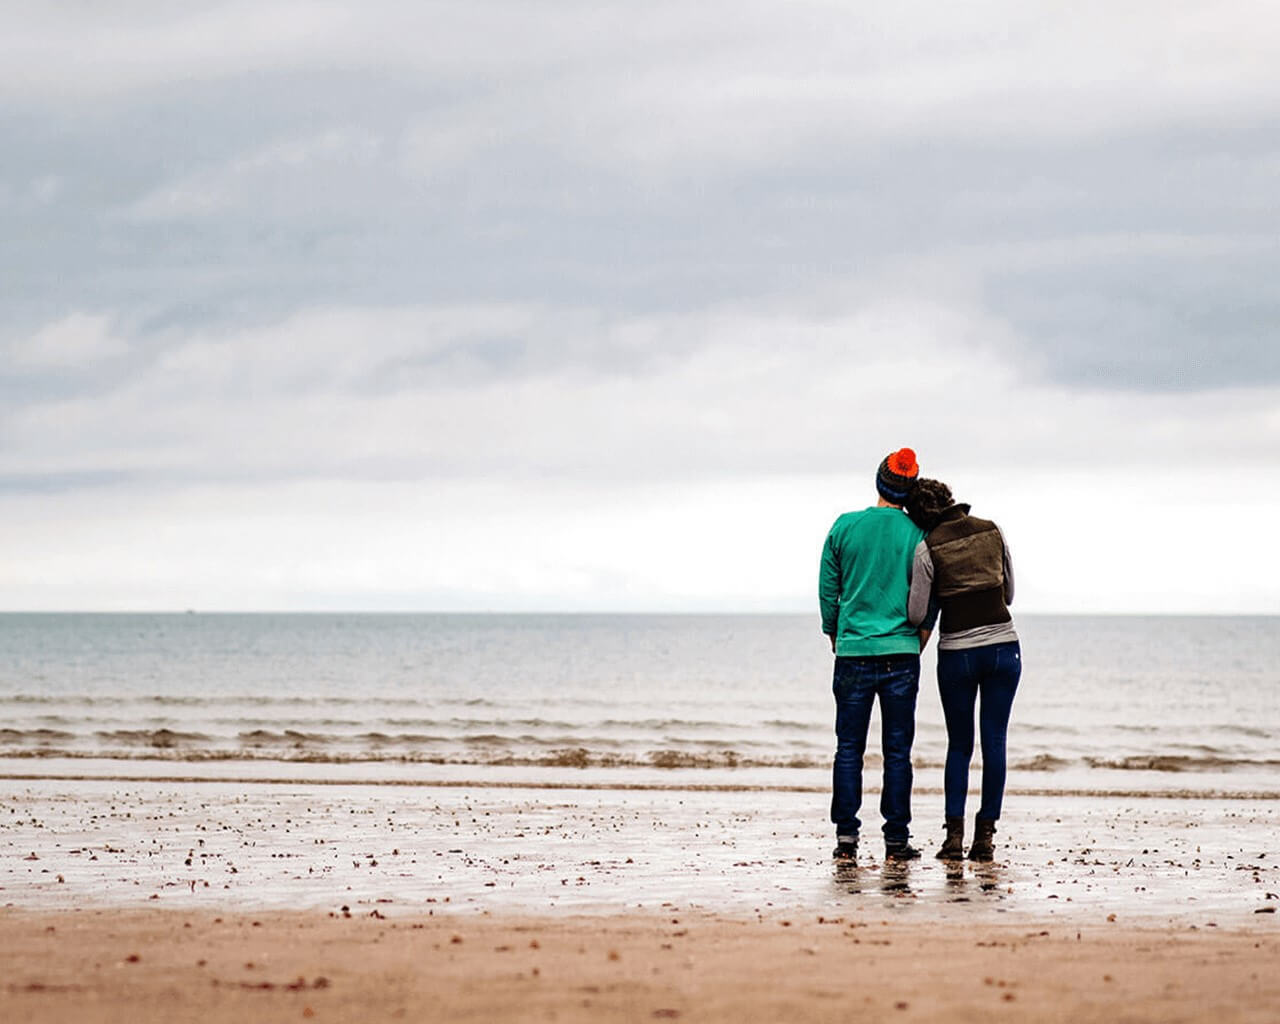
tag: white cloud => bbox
[0,3,357,102]
[123,128,385,220]
[2,299,1279,612]
[2,462,1276,614]
[7,314,130,368]
[8,3,1279,146]
[5,299,1278,484]
[965,467,1280,615]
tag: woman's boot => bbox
[967,816,996,861]
[935,816,964,859]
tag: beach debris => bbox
[651,1010,681,1019]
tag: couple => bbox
[819,448,1020,863]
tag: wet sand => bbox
[2,776,1278,1021]
[2,777,1277,921]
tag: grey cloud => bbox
[2,1,1279,401]
[990,247,1280,390]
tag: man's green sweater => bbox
[819,506,924,657]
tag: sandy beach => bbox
[3,907,1278,1023]
[1,773,1278,1020]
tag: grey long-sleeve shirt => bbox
[907,529,1019,651]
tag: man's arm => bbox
[819,529,841,649]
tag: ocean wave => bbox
[0,727,76,742]
[93,728,212,747]
[0,743,827,770]
[5,729,1280,776]
[1085,754,1280,772]
[8,713,810,735]
[0,694,504,710]
[1012,753,1073,772]
[239,729,332,745]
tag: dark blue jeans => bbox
[936,641,1021,820]
[831,654,920,845]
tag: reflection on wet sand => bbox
[830,857,1008,906]
[832,859,863,893]
[943,860,1006,902]
[830,858,920,898]
[879,860,914,896]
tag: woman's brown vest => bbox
[925,505,1011,633]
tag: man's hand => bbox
[827,634,836,653]
[918,628,932,651]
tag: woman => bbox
[905,479,1020,862]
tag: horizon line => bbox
[0,609,1275,618]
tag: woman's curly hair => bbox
[905,477,954,532]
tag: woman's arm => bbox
[999,527,1015,605]
[907,540,934,627]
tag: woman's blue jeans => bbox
[936,641,1021,820]
[831,654,920,844]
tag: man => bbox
[819,447,930,862]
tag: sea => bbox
[1,613,1277,798]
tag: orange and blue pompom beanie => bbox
[876,447,919,503]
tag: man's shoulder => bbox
[830,507,872,527]
[829,506,922,541]
[828,507,876,538]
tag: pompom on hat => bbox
[875,447,919,503]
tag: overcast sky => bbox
[3,2,1278,613]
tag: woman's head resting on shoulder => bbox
[905,477,954,532]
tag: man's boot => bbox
[832,835,859,861]
[967,816,996,861]
[935,816,964,860]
